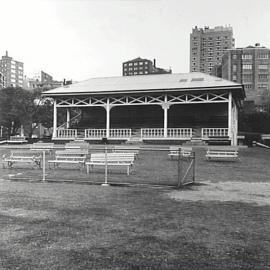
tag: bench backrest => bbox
[207,146,238,152]
[31,143,54,149]
[65,142,89,149]
[9,136,26,141]
[10,150,41,158]
[55,149,88,155]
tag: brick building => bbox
[222,44,270,104]
[190,26,234,75]
[0,51,24,88]
[123,57,171,76]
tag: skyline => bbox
[1,0,270,82]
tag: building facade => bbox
[222,44,270,104]
[0,51,24,88]
[0,72,4,89]
[190,26,234,75]
[123,57,171,76]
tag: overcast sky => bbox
[1,0,270,81]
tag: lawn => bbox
[0,145,269,269]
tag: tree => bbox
[0,87,54,138]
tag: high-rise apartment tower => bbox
[222,44,270,104]
[190,26,234,75]
[0,51,24,88]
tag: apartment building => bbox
[190,26,234,75]
[0,72,4,89]
[123,57,171,76]
[0,51,24,88]
[222,44,270,104]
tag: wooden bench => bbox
[30,142,55,155]
[114,145,140,159]
[86,152,135,175]
[65,141,89,150]
[168,146,193,159]
[205,146,239,161]
[7,136,27,144]
[2,150,41,168]
[48,149,88,169]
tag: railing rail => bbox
[85,129,131,138]
[56,129,77,138]
[141,128,193,138]
[201,128,228,138]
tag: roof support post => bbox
[162,95,170,138]
[53,99,57,138]
[66,108,70,129]
[106,98,111,138]
[228,92,232,145]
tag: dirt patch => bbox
[169,181,270,206]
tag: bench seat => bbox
[48,150,87,169]
[2,150,41,168]
[206,147,239,161]
[86,153,135,175]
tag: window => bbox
[144,61,148,65]
[134,72,137,75]
[242,64,252,70]
[139,62,143,65]
[242,74,252,82]
[259,74,268,81]
[244,84,252,89]
[145,71,148,74]
[232,75,237,81]
[242,54,252,60]
[124,63,127,67]
[258,64,268,70]
[258,84,268,89]
[134,62,138,66]
[233,65,237,72]
[233,54,237,60]
[128,63,132,66]
[258,54,269,59]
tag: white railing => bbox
[85,129,106,138]
[109,129,131,138]
[56,129,77,138]
[167,128,193,138]
[141,128,193,138]
[201,128,228,138]
[84,129,131,138]
[141,128,164,138]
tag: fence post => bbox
[192,152,195,183]
[177,148,182,188]
[42,150,46,181]
[102,146,110,186]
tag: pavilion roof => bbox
[43,72,245,99]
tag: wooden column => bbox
[53,99,57,138]
[162,103,170,138]
[66,108,70,129]
[106,98,110,138]
[228,92,232,145]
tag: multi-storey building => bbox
[190,26,235,75]
[222,44,270,104]
[123,57,171,76]
[0,51,24,88]
[0,72,4,89]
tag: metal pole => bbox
[192,152,195,183]
[177,147,182,188]
[42,150,46,181]
[102,146,110,186]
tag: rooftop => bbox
[43,72,245,98]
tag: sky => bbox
[1,0,270,81]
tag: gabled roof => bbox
[43,72,245,99]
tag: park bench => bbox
[65,141,89,150]
[86,152,135,175]
[207,136,230,145]
[168,146,193,159]
[48,149,88,169]
[7,136,27,144]
[30,142,55,155]
[205,146,239,161]
[113,145,140,158]
[2,150,42,168]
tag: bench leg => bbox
[127,166,130,175]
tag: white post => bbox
[0,126,2,138]
[101,147,110,186]
[106,98,110,138]
[53,99,57,138]
[42,150,46,181]
[20,125,24,137]
[66,108,70,129]
[162,96,169,138]
[228,92,232,145]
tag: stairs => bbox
[126,129,143,144]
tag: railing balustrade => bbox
[167,128,193,138]
[141,128,164,138]
[56,129,77,138]
[84,129,131,138]
[201,128,228,138]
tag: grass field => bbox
[0,146,269,269]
